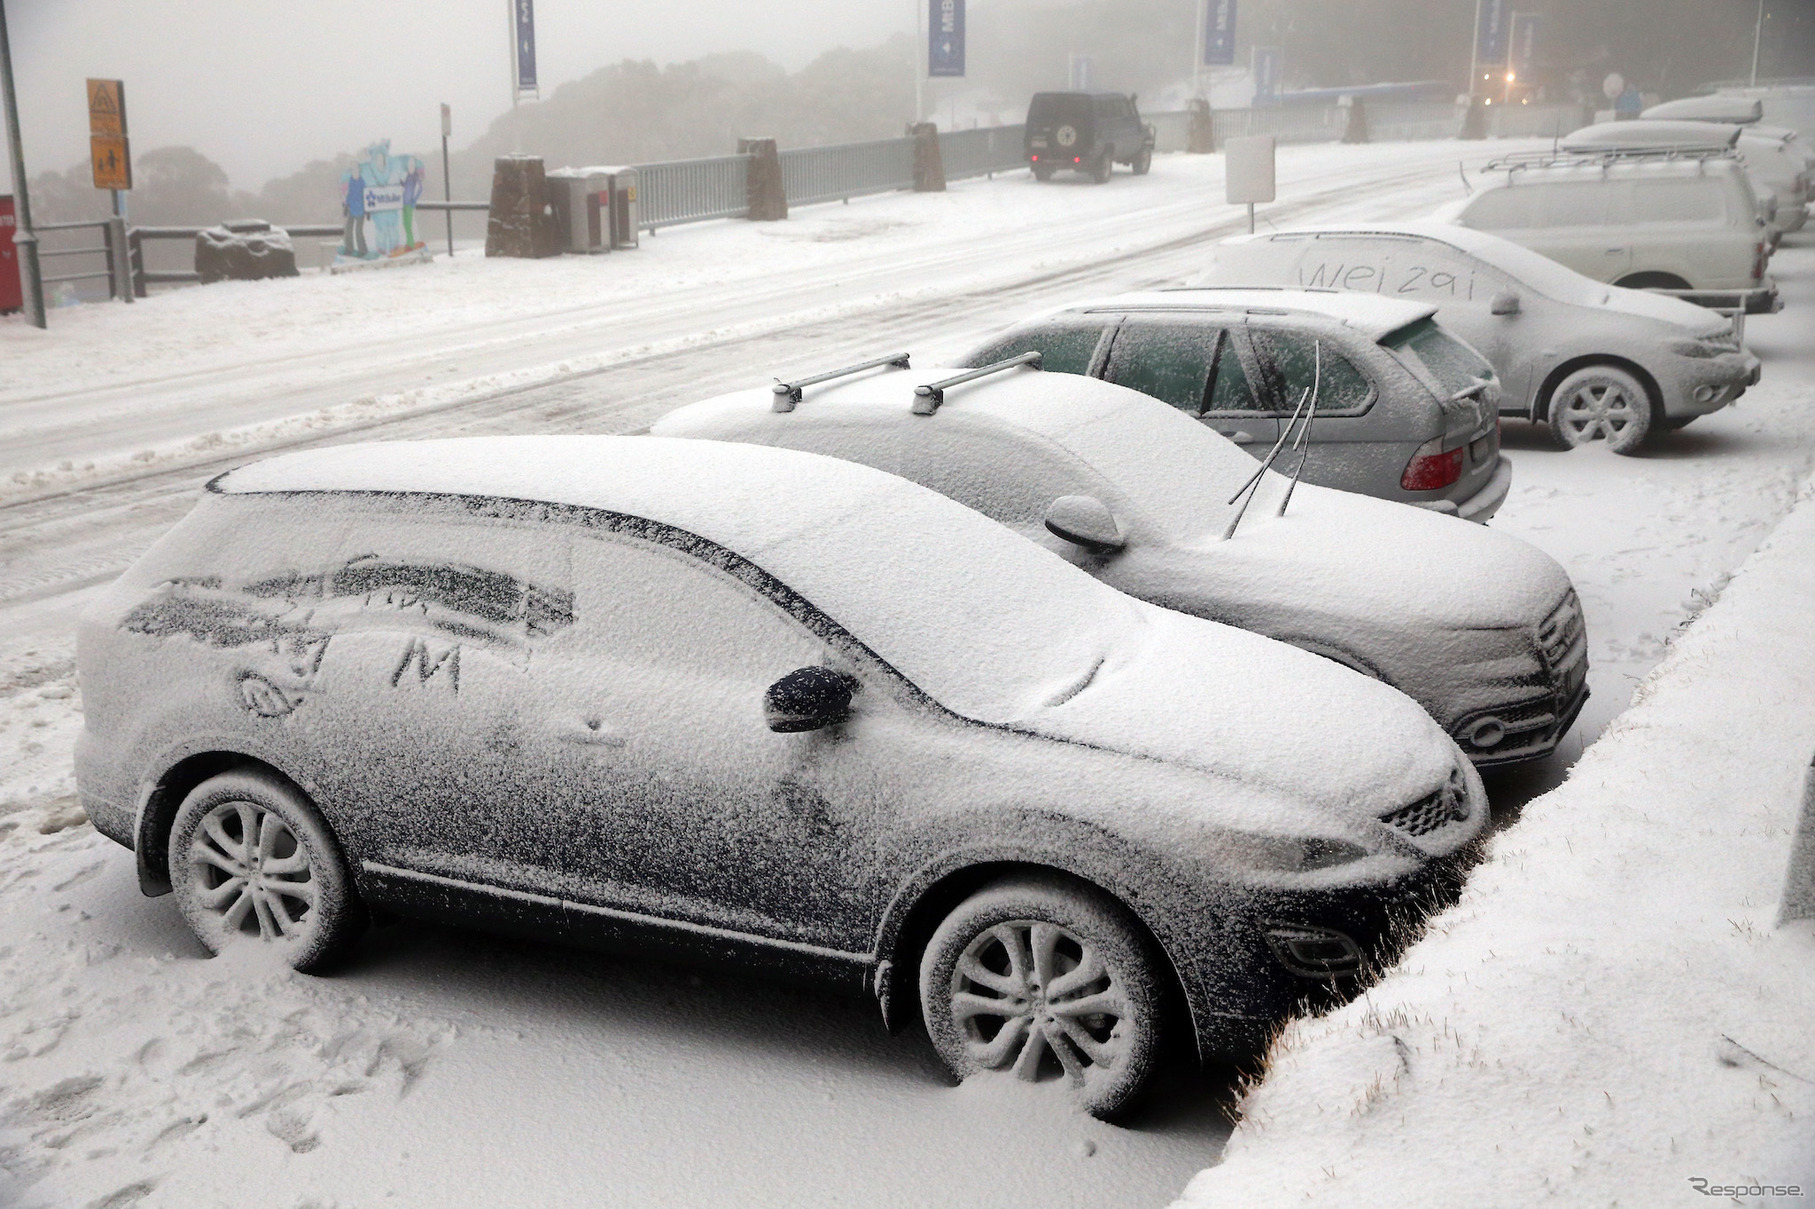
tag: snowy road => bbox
[3,139,1815,1207]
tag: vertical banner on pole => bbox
[1509,12,1539,77]
[1251,47,1282,106]
[1475,0,1509,74]
[1203,0,1238,67]
[513,0,538,97]
[927,0,965,78]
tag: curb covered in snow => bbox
[1176,471,1815,1207]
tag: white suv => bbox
[1443,150,1778,313]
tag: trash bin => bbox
[607,167,639,249]
[546,168,612,254]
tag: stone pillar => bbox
[1186,97,1216,154]
[909,123,946,192]
[486,155,563,258]
[739,138,788,222]
[1459,96,1488,141]
[1341,97,1371,144]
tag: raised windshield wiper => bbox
[1225,339,1320,537]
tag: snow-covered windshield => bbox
[1382,318,1495,397]
[1458,234,1609,305]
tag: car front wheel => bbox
[919,873,1164,1119]
[169,770,364,972]
[1546,364,1655,454]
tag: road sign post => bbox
[86,78,132,301]
[1225,133,1276,233]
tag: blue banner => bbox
[1204,0,1238,67]
[1252,46,1282,106]
[1475,0,1508,67]
[928,0,965,78]
[514,0,538,95]
[1509,12,1539,74]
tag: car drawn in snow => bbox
[654,357,1589,769]
[1440,147,1780,314]
[74,435,1488,1119]
[945,288,1511,521]
[1195,222,1762,452]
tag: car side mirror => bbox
[1490,291,1521,316]
[764,666,856,733]
[1044,495,1126,554]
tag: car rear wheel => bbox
[919,873,1163,1119]
[169,770,364,972]
[1090,149,1114,184]
[1545,364,1655,454]
[1132,147,1153,175]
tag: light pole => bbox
[1751,0,1765,88]
[0,0,44,328]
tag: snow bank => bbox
[1176,471,1815,1205]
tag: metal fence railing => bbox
[632,154,752,231]
[780,137,918,205]
[1487,103,1591,140]
[938,125,1027,180]
[1214,106,1348,145]
[1368,100,1465,142]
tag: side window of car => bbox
[1535,181,1615,227]
[1248,328,1375,414]
[567,532,824,684]
[1461,185,1540,230]
[1633,179,1726,223]
[1205,331,1266,414]
[1103,320,1219,413]
[967,322,1108,376]
[1307,239,1489,303]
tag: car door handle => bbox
[1604,247,1627,255]
[558,720,626,748]
[1214,429,1255,444]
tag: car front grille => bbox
[1538,591,1587,674]
[1381,768,1469,838]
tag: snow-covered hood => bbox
[1026,605,1457,820]
[1159,478,1573,632]
[1593,283,1735,338]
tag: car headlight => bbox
[1228,833,1371,872]
[1669,337,1740,359]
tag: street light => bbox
[1751,0,1765,88]
[0,0,44,328]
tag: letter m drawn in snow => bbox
[391,639,460,692]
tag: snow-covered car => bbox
[1640,97,1815,234]
[654,361,1588,768]
[945,288,1511,521]
[1443,149,1779,314]
[1562,120,1807,237]
[73,435,1487,1119]
[1196,223,1762,452]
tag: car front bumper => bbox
[1663,351,1762,418]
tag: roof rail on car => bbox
[911,352,1043,416]
[1480,147,1737,176]
[772,353,912,413]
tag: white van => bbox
[1444,151,1778,313]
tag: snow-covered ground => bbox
[1,139,1813,1206]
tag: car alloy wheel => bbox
[170,771,363,972]
[1547,364,1654,455]
[920,874,1162,1119]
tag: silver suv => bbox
[956,289,1511,521]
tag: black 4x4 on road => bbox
[1025,92,1156,182]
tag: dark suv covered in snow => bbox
[1025,92,1155,182]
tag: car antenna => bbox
[1223,384,1312,540]
[772,353,912,413]
[1276,340,1321,517]
[911,351,1042,415]
[1458,161,1473,196]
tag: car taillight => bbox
[1753,241,1769,281]
[1030,154,1040,162]
[1402,437,1465,491]
[1073,156,1081,163]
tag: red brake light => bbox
[1402,439,1465,491]
[1031,154,1040,162]
[1074,157,1081,163]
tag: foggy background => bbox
[5,0,1813,230]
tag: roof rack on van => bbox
[772,353,912,413]
[1480,147,1738,176]
[911,352,1043,416]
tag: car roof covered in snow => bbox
[1641,94,1764,124]
[1045,288,1436,342]
[1562,120,1744,152]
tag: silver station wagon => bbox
[656,362,1589,768]
[75,435,1485,1119]
[1200,223,1762,453]
[954,289,1511,522]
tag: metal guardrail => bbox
[1213,106,1347,145]
[631,154,751,230]
[938,125,1027,180]
[781,137,917,205]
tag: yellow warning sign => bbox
[91,134,132,190]
[86,78,126,137]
